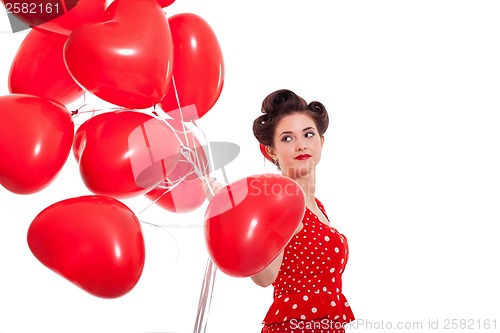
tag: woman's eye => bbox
[281,136,292,142]
[305,132,315,138]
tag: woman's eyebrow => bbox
[279,127,316,136]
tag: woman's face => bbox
[269,113,324,178]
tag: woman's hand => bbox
[202,177,224,201]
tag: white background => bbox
[1,1,500,332]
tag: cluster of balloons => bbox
[0,0,222,298]
[0,0,306,300]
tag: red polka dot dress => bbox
[261,198,355,333]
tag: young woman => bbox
[205,89,355,332]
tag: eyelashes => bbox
[281,131,316,142]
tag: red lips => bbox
[295,154,311,160]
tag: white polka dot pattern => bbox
[262,198,354,328]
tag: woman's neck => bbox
[283,168,317,207]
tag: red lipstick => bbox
[295,154,311,160]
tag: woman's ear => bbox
[321,136,325,147]
[266,146,276,160]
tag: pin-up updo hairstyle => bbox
[252,89,329,147]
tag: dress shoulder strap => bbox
[314,197,329,220]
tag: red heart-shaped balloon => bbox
[204,174,305,277]
[27,195,145,298]
[33,0,106,35]
[9,29,83,106]
[156,0,174,8]
[0,94,74,194]
[159,13,224,121]
[64,0,173,109]
[74,110,181,198]
[2,0,78,30]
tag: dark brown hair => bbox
[253,89,329,147]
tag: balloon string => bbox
[188,121,211,179]
[71,106,125,118]
[164,119,214,198]
[71,104,95,117]
[138,220,181,265]
[193,257,217,333]
[152,111,190,152]
[135,112,211,215]
[179,143,215,199]
[142,109,219,333]
[146,109,211,202]
[180,122,218,333]
[191,120,217,177]
[135,166,199,216]
[171,75,190,145]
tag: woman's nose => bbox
[295,139,307,151]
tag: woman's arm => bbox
[250,221,303,287]
[250,251,284,287]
